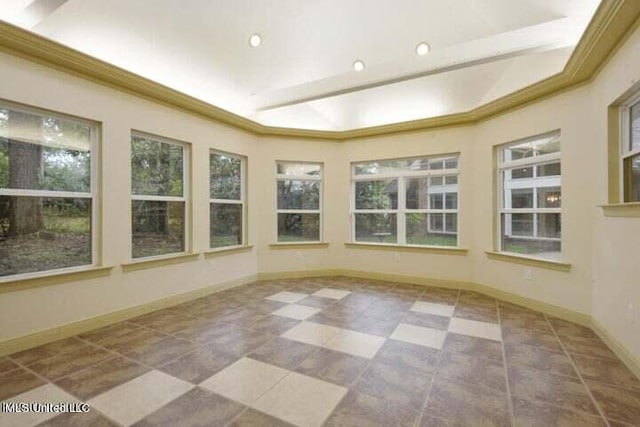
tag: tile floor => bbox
[1,276,639,426]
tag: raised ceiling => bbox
[0,0,601,131]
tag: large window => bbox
[210,151,245,248]
[131,133,188,259]
[497,131,561,260]
[622,95,640,202]
[0,104,97,277]
[276,161,322,242]
[351,155,459,247]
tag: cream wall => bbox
[0,21,639,362]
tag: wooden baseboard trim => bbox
[591,319,640,380]
[0,274,257,357]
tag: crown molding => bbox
[0,0,638,140]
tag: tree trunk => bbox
[8,110,43,236]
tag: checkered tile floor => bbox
[1,276,639,426]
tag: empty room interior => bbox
[1,0,640,426]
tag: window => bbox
[210,151,245,248]
[131,132,188,259]
[497,131,561,260]
[622,95,640,202]
[0,104,97,277]
[276,161,322,242]
[351,155,460,247]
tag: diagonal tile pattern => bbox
[1,276,638,426]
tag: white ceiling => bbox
[0,0,601,131]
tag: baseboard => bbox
[0,274,257,357]
[592,319,640,380]
[257,269,345,280]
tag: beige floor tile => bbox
[266,292,308,304]
[88,370,193,426]
[323,329,386,358]
[281,321,341,346]
[312,288,351,300]
[390,323,447,349]
[0,384,79,427]
[199,358,289,406]
[448,317,502,341]
[252,371,348,427]
[410,301,454,317]
[271,304,321,320]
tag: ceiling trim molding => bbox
[0,0,638,141]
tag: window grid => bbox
[621,94,640,202]
[210,150,246,249]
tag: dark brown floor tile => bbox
[502,328,562,353]
[508,366,598,415]
[173,319,233,344]
[228,408,294,426]
[0,357,19,374]
[325,391,419,427]
[159,346,237,384]
[437,351,506,392]
[295,348,369,387]
[248,337,318,370]
[27,345,112,381]
[499,309,552,333]
[587,380,640,425]
[123,336,199,367]
[38,410,119,427]
[419,287,459,305]
[573,354,640,392]
[505,343,577,378]
[548,317,597,339]
[337,293,377,311]
[133,387,245,427]
[243,299,288,314]
[340,314,401,337]
[442,333,503,361]
[559,335,618,360]
[425,377,510,426]
[214,308,266,328]
[374,340,439,374]
[387,286,424,299]
[512,397,606,427]
[55,356,150,400]
[418,415,459,426]
[209,328,275,357]
[128,309,194,332]
[249,315,300,335]
[453,304,498,323]
[78,322,143,344]
[0,367,46,400]
[354,360,432,410]
[402,312,450,330]
[296,296,337,309]
[10,337,87,366]
[98,326,168,353]
[457,291,496,308]
[365,305,409,323]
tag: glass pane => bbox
[353,156,457,175]
[625,154,640,202]
[445,193,458,209]
[0,109,91,193]
[506,167,534,180]
[444,175,458,185]
[131,136,183,197]
[277,213,320,242]
[429,176,443,186]
[406,177,458,210]
[430,193,443,209]
[354,213,397,243]
[511,189,533,209]
[537,187,561,208]
[210,153,241,200]
[355,180,397,210]
[502,133,560,162]
[132,200,185,258]
[537,162,561,177]
[501,213,561,260]
[0,196,91,276]
[506,213,534,236]
[631,101,640,152]
[210,203,242,248]
[406,213,457,246]
[277,162,321,177]
[277,180,320,210]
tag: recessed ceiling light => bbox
[353,60,365,71]
[416,42,430,56]
[249,33,262,48]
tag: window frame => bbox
[275,160,323,243]
[496,130,562,258]
[620,91,640,202]
[350,154,460,247]
[0,100,100,278]
[209,149,246,249]
[130,131,190,260]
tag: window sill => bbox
[485,251,571,272]
[269,242,329,249]
[121,252,200,272]
[203,245,254,258]
[345,242,468,255]
[599,202,640,217]
[0,265,114,294]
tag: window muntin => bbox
[351,155,459,247]
[276,161,322,243]
[210,151,245,249]
[0,105,97,277]
[622,98,640,202]
[498,131,561,260]
[131,133,188,259]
